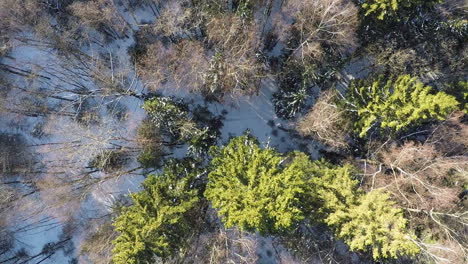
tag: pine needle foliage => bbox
[346,74,458,137]
[112,160,201,264]
[362,0,442,20]
[204,134,314,234]
[143,97,189,139]
[205,134,419,259]
[311,161,420,259]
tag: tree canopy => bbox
[204,134,419,259]
[310,160,420,259]
[346,74,458,137]
[112,160,201,264]
[362,0,442,20]
[204,134,313,234]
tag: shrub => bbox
[297,89,351,150]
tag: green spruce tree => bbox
[205,135,419,259]
[346,74,458,137]
[204,134,313,234]
[112,160,201,264]
[326,190,420,259]
[311,160,420,259]
[362,0,441,20]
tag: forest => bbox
[0,0,466,263]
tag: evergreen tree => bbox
[112,160,201,264]
[310,161,360,218]
[204,134,313,234]
[143,97,191,140]
[273,62,323,119]
[326,190,420,259]
[443,80,468,112]
[361,0,441,20]
[346,75,458,137]
[272,86,309,119]
[142,97,219,158]
[311,160,419,259]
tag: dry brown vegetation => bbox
[138,40,208,93]
[69,0,129,40]
[204,14,264,98]
[275,0,358,63]
[152,1,199,40]
[137,12,264,100]
[0,0,45,56]
[0,0,466,263]
[297,90,351,150]
[358,112,468,263]
[80,218,116,264]
[183,229,259,264]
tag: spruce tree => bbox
[326,190,420,259]
[143,97,191,140]
[311,160,420,259]
[362,0,441,20]
[205,135,419,259]
[347,75,458,137]
[204,134,313,234]
[310,161,360,217]
[142,97,219,158]
[112,160,201,264]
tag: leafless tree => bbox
[69,0,130,40]
[79,217,116,264]
[152,0,200,41]
[275,0,358,64]
[205,14,264,99]
[297,89,351,151]
[138,40,209,93]
[0,0,46,56]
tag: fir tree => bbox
[443,80,468,113]
[142,97,219,158]
[112,160,201,264]
[205,135,419,259]
[143,97,190,140]
[362,0,441,20]
[272,86,309,119]
[326,190,420,259]
[311,160,420,259]
[204,134,313,234]
[346,74,459,137]
[310,161,360,217]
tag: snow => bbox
[209,76,301,153]
[0,33,149,264]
